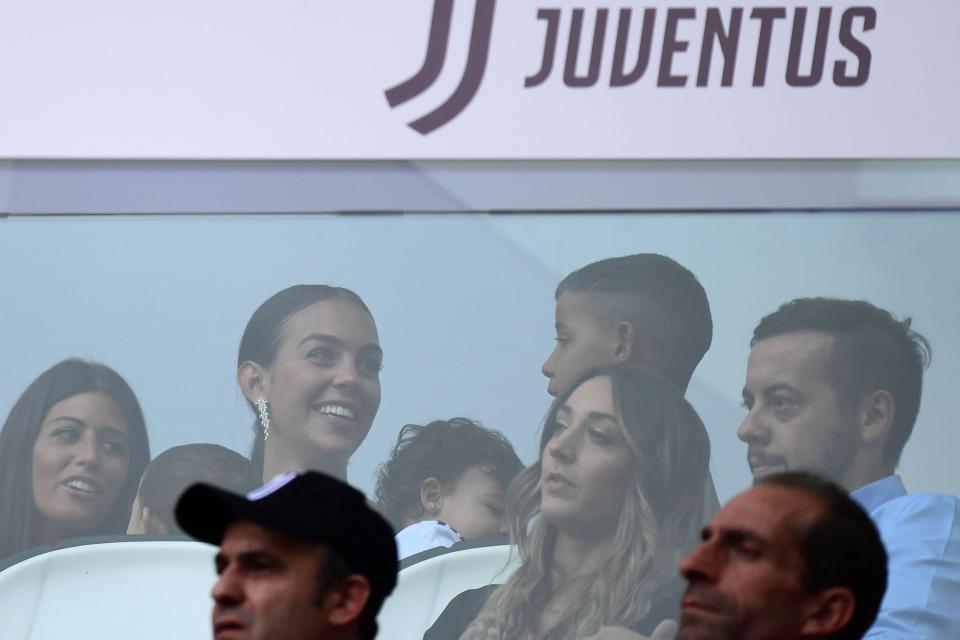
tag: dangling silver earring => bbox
[256,396,271,441]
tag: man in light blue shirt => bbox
[738,297,960,639]
[851,475,960,637]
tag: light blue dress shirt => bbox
[852,475,960,639]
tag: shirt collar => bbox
[401,519,461,538]
[851,474,906,512]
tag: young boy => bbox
[542,253,720,517]
[375,418,523,560]
[128,443,260,535]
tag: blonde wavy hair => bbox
[460,366,709,640]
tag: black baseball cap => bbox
[175,471,398,612]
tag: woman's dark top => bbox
[424,580,682,640]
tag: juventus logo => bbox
[385,0,496,135]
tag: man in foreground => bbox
[739,297,960,637]
[175,471,398,640]
[678,471,887,640]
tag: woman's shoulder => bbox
[423,584,500,640]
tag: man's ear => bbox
[857,389,895,449]
[237,360,268,404]
[799,586,856,638]
[325,575,372,628]
[419,477,445,518]
[612,320,636,364]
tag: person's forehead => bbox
[714,485,821,546]
[221,519,319,557]
[41,392,130,438]
[44,391,124,421]
[555,291,604,324]
[563,375,614,412]
[747,331,835,385]
[455,465,506,495]
[280,299,378,344]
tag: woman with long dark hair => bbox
[426,365,710,640]
[0,359,151,561]
[237,284,383,482]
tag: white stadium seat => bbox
[378,544,518,640]
[0,539,516,640]
[0,539,217,640]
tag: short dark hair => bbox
[374,418,523,530]
[138,444,259,535]
[556,254,712,392]
[758,472,887,640]
[751,297,931,465]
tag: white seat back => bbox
[0,540,217,640]
[377,544,518,640]
[0,540,518,640]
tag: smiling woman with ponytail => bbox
[236,285,383,483]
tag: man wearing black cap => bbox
[176,471,398,640]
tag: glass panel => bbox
[1,160,957,639]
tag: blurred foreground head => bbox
[678,472,887,640]
[176,471,398,640]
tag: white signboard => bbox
[0,1,956,158]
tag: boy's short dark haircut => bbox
[374,418,524,530]
[556,253,712,392]
[758,471,888,640]
[139,443,260,535]
[751,297,931,465]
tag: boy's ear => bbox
[419,477,444,517]
[612,320,636,364]
[237,360,268,404]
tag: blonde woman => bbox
[425,366,710,640]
